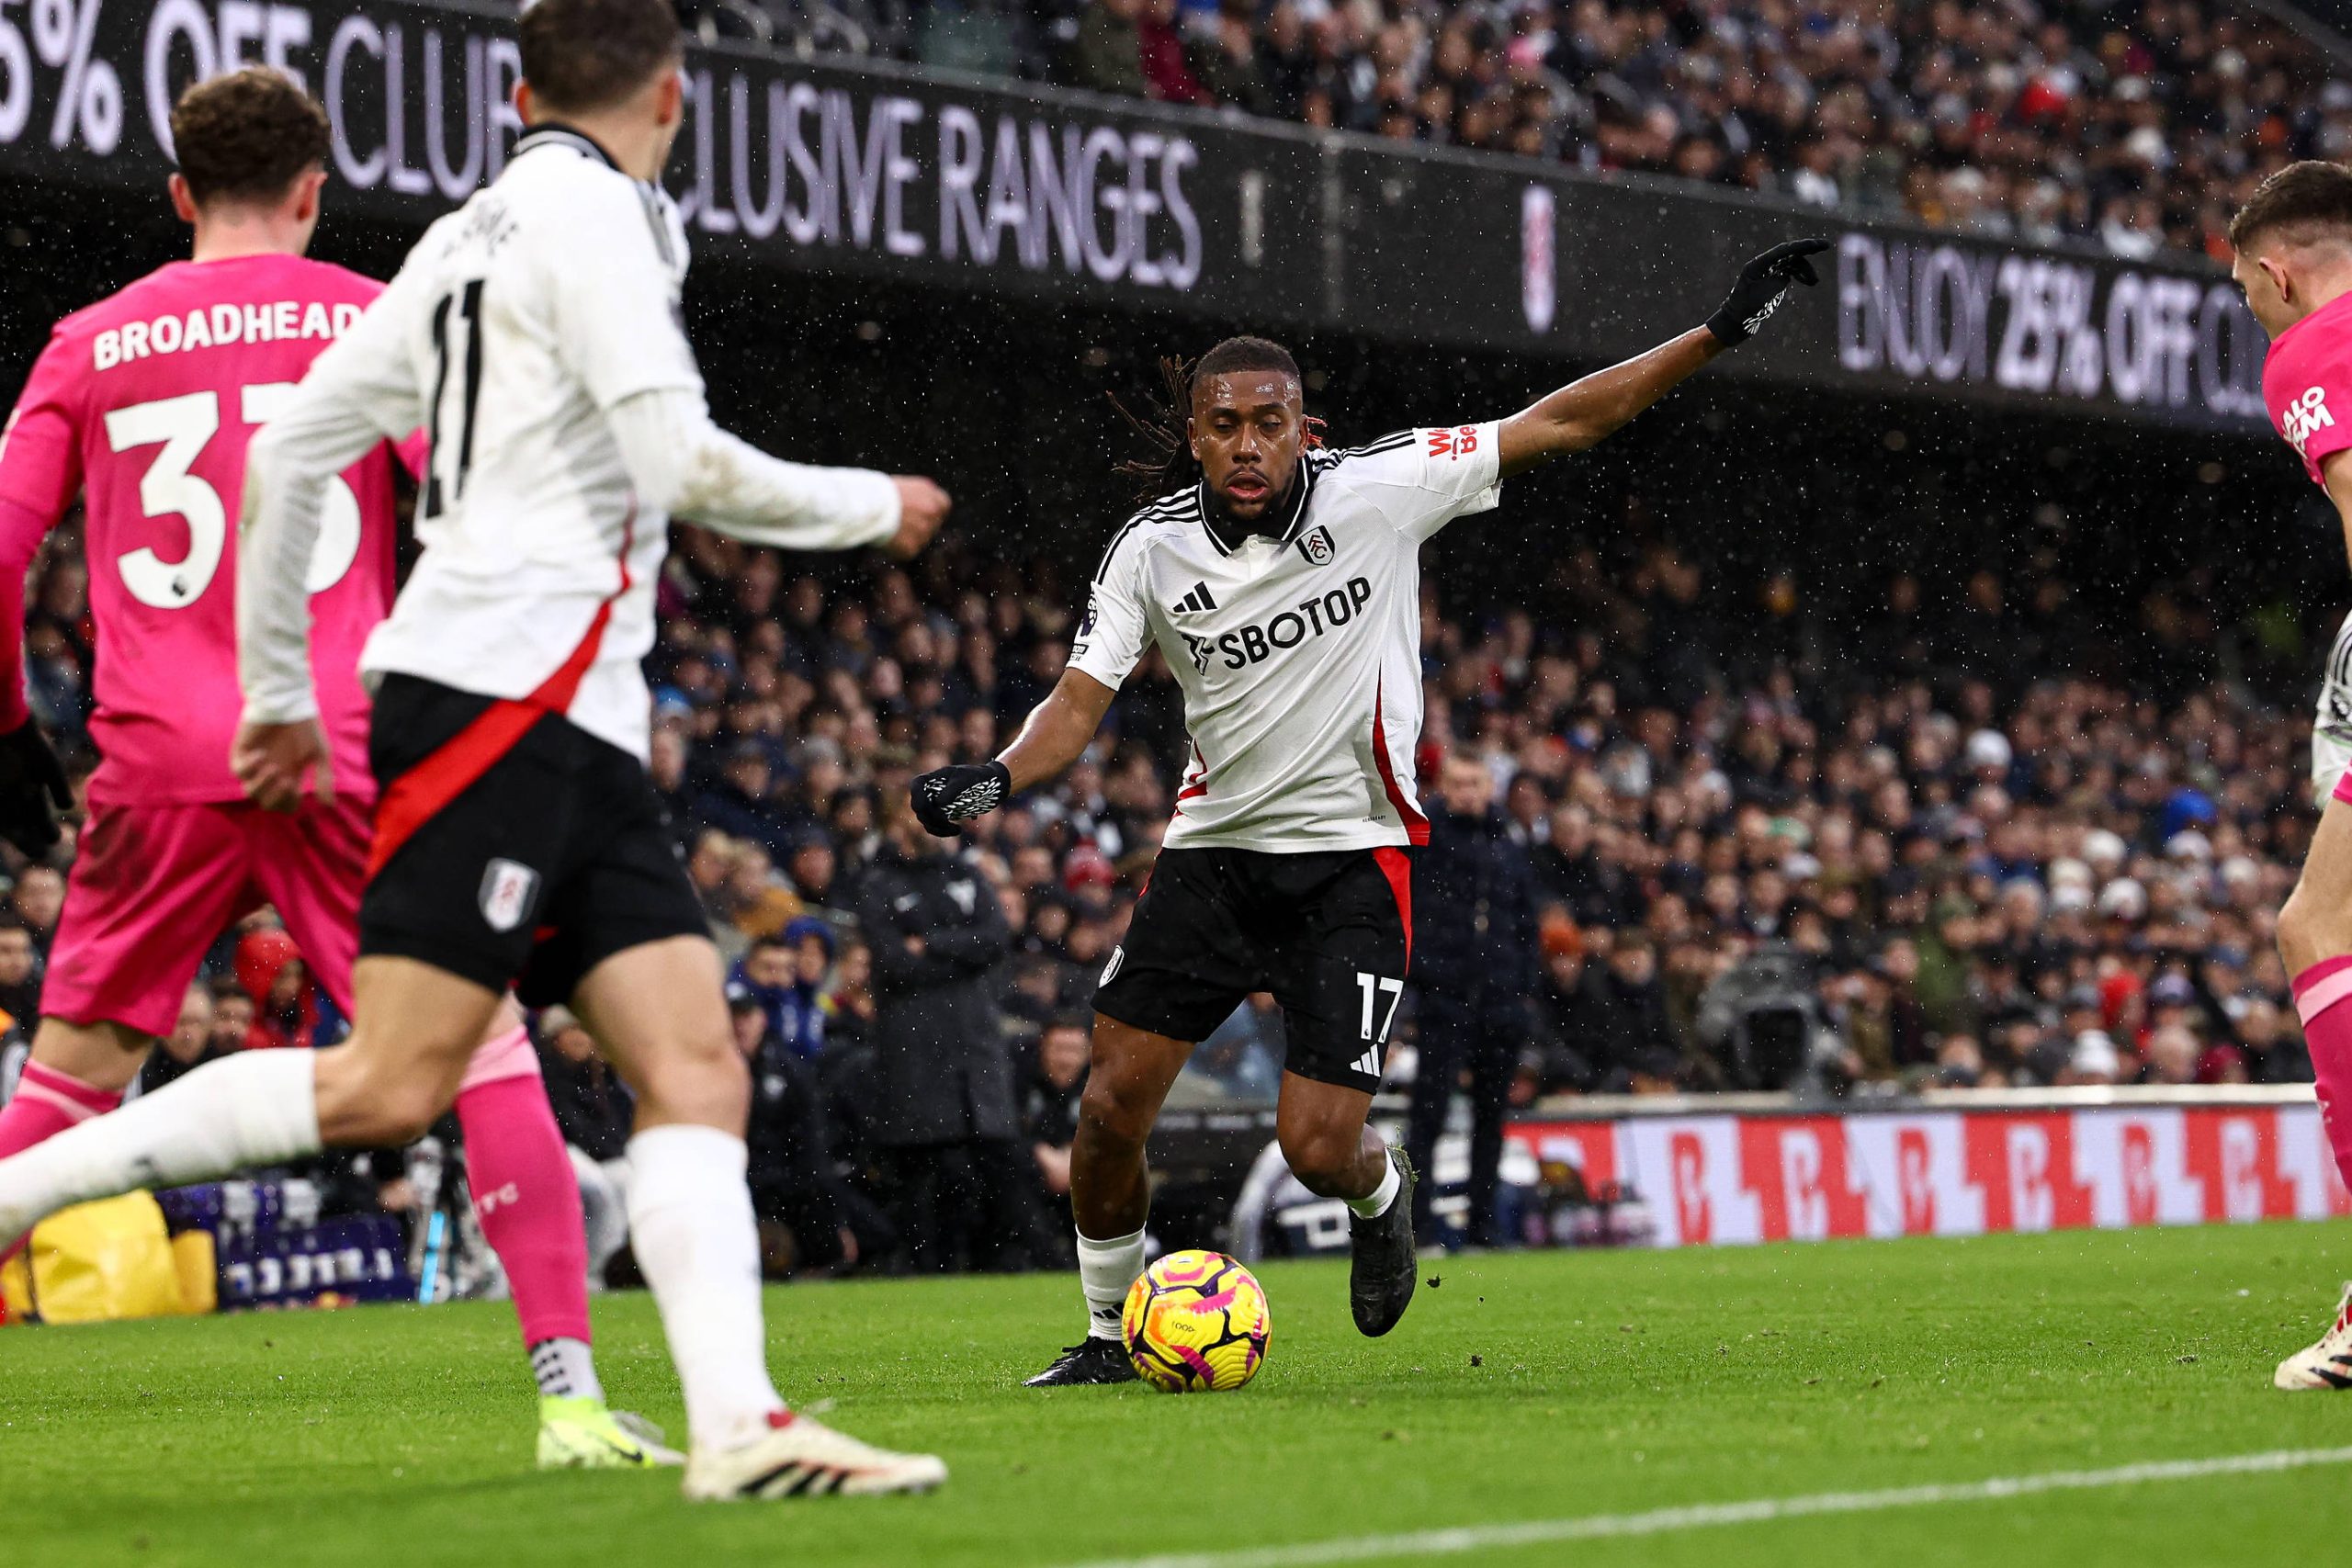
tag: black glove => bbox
[0,720,70,859]
[1705,237,1831,345]
[911,760,1011,837]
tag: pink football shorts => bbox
[43,796,370,1039]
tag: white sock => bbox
[1077,1225,1146,1342]
[624,1124,784,1451]
[0,1050,320,1240]
[1346,1150,1402,1219]
[529,1337,604,1403]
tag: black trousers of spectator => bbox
[880,1138,1048,1274]
[1406,993,1521,1247]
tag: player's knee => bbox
[314,1034,465,1145]
[633,1027,750,1133]
[356,1076,448,1146]
[1077,1074,1153,1153]
[2280,882,2350,971]
[1279,1122,1359,1196]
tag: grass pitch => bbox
[11,1222,2352,1567]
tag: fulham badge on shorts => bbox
[1296,524,1335,567]
[479,858,543,933]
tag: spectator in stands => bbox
[1532,922,1603,1092]
[2143,1025,2203,1087]
[1588,933,1682,1089]
[1408,752,1542,1249]
[787,838,847,928]
[1189,0,1271,115]
[733,985,890,1275]
[729,919,837,1061]
[694,738,797,862]
[206,980,254,1062]
[826,939,878,1056]
[685,828,741,934]
[784,917,841,1054]
[12,864,63,954]
[1023,1013,1091,1214]
[0,917,42,1030]
[1136,0,1206,104]
[139,984,224,1095]
[233,928,332,1050]
[535,1006,633,1286]
[846,790,1039,1272]
[538,1007,634,1166]
[648,725,695,847]
[1071,0,1148,98]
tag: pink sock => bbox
[455,1034,592,1350]
[0,1062,123,1262]
[2293,957,2352,1192]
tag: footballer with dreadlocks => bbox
[912,238,1831,1385]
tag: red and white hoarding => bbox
[1504,1100,2350,1247]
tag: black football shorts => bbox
[1092,844,1415,1093]
[358,674,708,1007]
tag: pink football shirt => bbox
[2264,289,2352,487]
[0,254,401,807]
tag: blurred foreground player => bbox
[912,239,1828,1384]
[0,68,668,1468]
[0,0,953,1499]
[2233,160,2352,1391]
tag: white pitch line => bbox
[1052,1446,2352,1568]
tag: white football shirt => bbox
[1069,423,1502,852]
[239,126,897,761]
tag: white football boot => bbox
[682,1410,948,1500]
[2275,1283,2352,1390]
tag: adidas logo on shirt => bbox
[1170,581,1217,615]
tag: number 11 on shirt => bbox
[423,279,484,521]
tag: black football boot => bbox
[1023,1337,1140,1387]
[1350,1145,1419,1337]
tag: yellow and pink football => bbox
[1121,1249,1272,1393]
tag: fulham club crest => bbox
[1296,524,1335,567]
[479,858,543,933]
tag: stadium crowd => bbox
[688,0,2352,265]
[0,489,2321,1267]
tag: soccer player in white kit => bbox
[0,0,953,1499]
[0,65,666,1470]
[913,244,1829,1385]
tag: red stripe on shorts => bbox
[368,505,635,878]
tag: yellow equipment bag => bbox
[0,1192,199,1324]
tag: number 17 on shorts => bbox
[1351,972,1403,1081]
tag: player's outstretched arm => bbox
[910,670,1116,836]
[1494,238,1828,479]
[605,389,948,559]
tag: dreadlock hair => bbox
[1108,335,1324,501]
